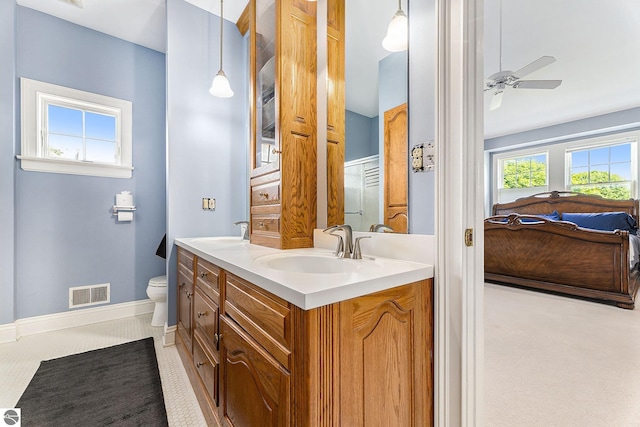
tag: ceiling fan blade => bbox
[513,56,556,79]
[514,80,562,89]
[489,90,504,111]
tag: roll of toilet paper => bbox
[117,211,133,222]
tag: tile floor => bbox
[0,314,207,426]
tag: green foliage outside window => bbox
[502,158,546,189]
[570,171,630,200]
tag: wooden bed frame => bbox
[484,191,640,309]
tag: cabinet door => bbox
[177,269,193,352]
[219,317,290,427]
[339,282,433,426]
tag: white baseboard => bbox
[0,323,17,344]
[0,299,155,343]
[163,324,176,347]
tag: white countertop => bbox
[174,236,434,310]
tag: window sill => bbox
[17,156,133,179]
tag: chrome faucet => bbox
[233,221,250,240]
[323,224,354,258]
[369,223,394,233]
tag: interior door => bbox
[384,103,409,233]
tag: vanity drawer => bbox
[194,288,220,352]
[252,217,280,234]
[251,182,280,206]
[178,247,195,273]
[196,258,220,302]
[223,273,291,368]
[193,333,219,408]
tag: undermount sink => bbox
[254,252,370,274]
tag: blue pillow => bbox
[561,212,637,232]
[520,210,560,223]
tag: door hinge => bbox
[464,228,473,247]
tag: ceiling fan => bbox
[485,0,562,110]
[485,56,562,110]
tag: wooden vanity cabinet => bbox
[249,0,317,250]
[177,247,194,352]
[176,248,433,426]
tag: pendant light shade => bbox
[209,70,234,98]
[210,0,234,98]
[382,0,408,52]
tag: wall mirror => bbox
[337,0,409,233]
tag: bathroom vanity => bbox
[174,236,434,426]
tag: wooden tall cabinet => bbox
[250,0,317,249]
[326,0,345,227]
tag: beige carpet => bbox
[485,283,640,426]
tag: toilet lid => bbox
[149,275,167,287]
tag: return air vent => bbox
[69,283,110,308]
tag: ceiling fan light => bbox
[209,70,234,98]
[382,9,408,52]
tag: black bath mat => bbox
[16,337,168,426]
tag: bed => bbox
[484,191,640,309]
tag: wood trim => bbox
[236,3,250,36]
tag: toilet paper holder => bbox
[112,191,136,220]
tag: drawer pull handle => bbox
[186,292,193,299]
[197,311,207,318]
[259,222,265,228]
[196,360,208,368]
[214,333,223,344]
[271,148,282,155]
[259,192,269,199]
[179,282,185,288]
[200,272,208,278]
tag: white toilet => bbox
[146,275,167,327]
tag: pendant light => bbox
[209,0,234,98]
[382,0,408,52]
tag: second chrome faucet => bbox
[323,224,370,259]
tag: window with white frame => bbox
[490,131,638,206]
[495,152,548,203]
[567,141,634,200]
[19,78,133,178]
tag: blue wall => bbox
[166,0,248,326]
[485,107,640,152]
[408,0,436,235]
[13,7,166,319]
[0,1,16,324]
[345,110,378,162]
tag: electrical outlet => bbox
[411,144,425,172]
[202,197,216,210]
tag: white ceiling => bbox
[15,0,250,53]
[484,0,640,138]
[16,0,640,139]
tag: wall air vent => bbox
[69,283,110,308]
[58,0,84,8]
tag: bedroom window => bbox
[496,153,548,203]
[19,78,133,178]
[567,142,634,200]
